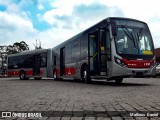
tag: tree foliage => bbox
[0,41,29,74]
[6,41,29,54]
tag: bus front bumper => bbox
[112,63,156,78]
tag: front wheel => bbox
[19,71,27,80]
[81,65,91,84]
[115,78,123,84]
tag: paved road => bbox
[0,77,160,120]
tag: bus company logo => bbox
[2,112,11,118]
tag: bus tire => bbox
[19,71,26,80]
[53,69,62,80]
[115,77,123,84]
[81,65,91,84]
[53,69,57,80]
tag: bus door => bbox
[60,47,65,76]
[88,32,98,75]
[88,29,108,76]
[33,55,41,76]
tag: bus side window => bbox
[41,57,46,67]
[26,56,33,68]
[54,56,56,66]
[19,55,28,68]
[72,39,80,62]
[41,53,47,67]
[8,57,15,69]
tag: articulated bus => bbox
[7,49,54,80]
[52,17,156,83]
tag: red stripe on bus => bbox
[65,67,76,75]
[8,71,19,76]
[25,71,33,76]
[56,67,76,76]
[57,69,60,76]
[122,58,154,68]
[39,69,43,76]
[8,69,43,77]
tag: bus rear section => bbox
[7,49,53,80]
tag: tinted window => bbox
[41,52,47,67]
[72,39,80,62]
[65,43,71,64]
[19,55,33,68]
[80,34,88,60]
[8,57,19,69]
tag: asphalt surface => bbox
[0,77,160,120]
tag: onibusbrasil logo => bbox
[1,112,42,118]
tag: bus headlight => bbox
[114,57,127,67]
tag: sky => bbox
[0,0,160,49]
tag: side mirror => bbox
[111,21,117,36]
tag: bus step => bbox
[91,76,108,79]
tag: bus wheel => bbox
[53,69,62,80]
[53,69,57,80]
[19,71,26,80]
[115,78,123,84]
[81,65,91,84]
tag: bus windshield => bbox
[115,26,154,55]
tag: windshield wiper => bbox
[136,28,143,41]
[121,25,137,48]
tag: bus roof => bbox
[109,17,147,24]
[7,49,49,57]
[52,18,107,50]
[52,17,148,50]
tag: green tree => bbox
[7,41,29,54]
[0,41,29,75]
[13,41,29,52]
[7,45,17,54]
